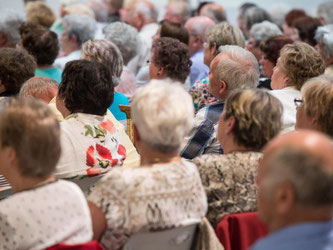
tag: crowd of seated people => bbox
[0,0,333,249]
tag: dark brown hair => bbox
[19,23,59,66]
[260,35,293,65]
[159,19,189,45]
[151,37,192,83]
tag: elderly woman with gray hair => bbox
[81,39,129,122]
[103,22,138,100]
[54,14,96,70]
[87,80,207,250]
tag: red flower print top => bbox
[55,113,126,179]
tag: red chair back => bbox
[215,212,268,250]
[46,240,104,250]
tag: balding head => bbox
[258,130,333,232]
[19,77,58,103]
[184,16,215,55]
[164,1,191,24]
[199,3,227,24]
[127,0,157,31]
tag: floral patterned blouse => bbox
[56,113,126,179]
[88,159,207,250]
[193,151,262,228]
[189,77,217,112]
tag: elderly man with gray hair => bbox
[184,16,215,85]
[54,14,96,70]
[0,9,24,48]
[315,24,333,75]
[181,45,259,159]
[252,130,333,250]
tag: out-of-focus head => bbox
[259,35,293,78]
[271,42,325,90]
[269,5,289,29]
[154,20,189,45]
[103,21,139,65]
[208,45,259,100]
[315,24,333,66]
[60,14,97,54]
[283,9,307,41]
[204,22,245,66]
[63,4,96,19]
[296,75,333,137]
[164,1,191,24]
[0,9,24,48]
[126,0,158,31]
[19,23,59,67]
[237,2,257,38]
[184,16,215,55]
[257,130,333,232]
[316,2,333,25]
[218,88,282,152]
[132,79,194,154]
[150,37,191,83]
[0,48,36,95]
[292,16,321,46]
[246,21,282,61]
[0,98,61,180]
[57,60,114,117]
[81,39,123,86]
[19,77,58,103]
[59,0,80,17]
[86,0,109,22]
[104,0,124,14]
[199,3,227,24]
[243,7,272,39]
[25,1,56,29]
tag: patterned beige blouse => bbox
[193,151,262,228]
[88,159,207,250]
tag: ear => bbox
[0,33,7,47]
[158,67,164,78]
[225,116,235,134]
[274,182,295,216]
[211,42,218,56]
[219,80,228,97]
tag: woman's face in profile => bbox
[271,58,287,90]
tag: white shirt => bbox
[0,180,92,250]
[269,87,301,133]
[54,50,81,70]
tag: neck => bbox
[270,206,333,233]
[221,137,253,155]
[139,144,181,166]
[38,65,54,69]
[6,173,55,193]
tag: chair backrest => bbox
[118,104,134,143]
[46,240,104,250]
[68,175,103,194]
[124,223,198,250]
[215,212,268,250]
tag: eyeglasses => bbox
[203,42,208,48]
[294,98,303,107]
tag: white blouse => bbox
[88,159,207,250]
[0,180,92,250]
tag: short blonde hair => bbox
[0,98,61,178]
[301,75,333,137]
[224,88,283,150]
[206,21,245,49]
[280,42,325,90]
[25,1,56,28]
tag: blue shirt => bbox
[251,220,333,250]
[35,68,62,83]
[181,101,224,159]
[189,49,209,86]
[108,92,129,121]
